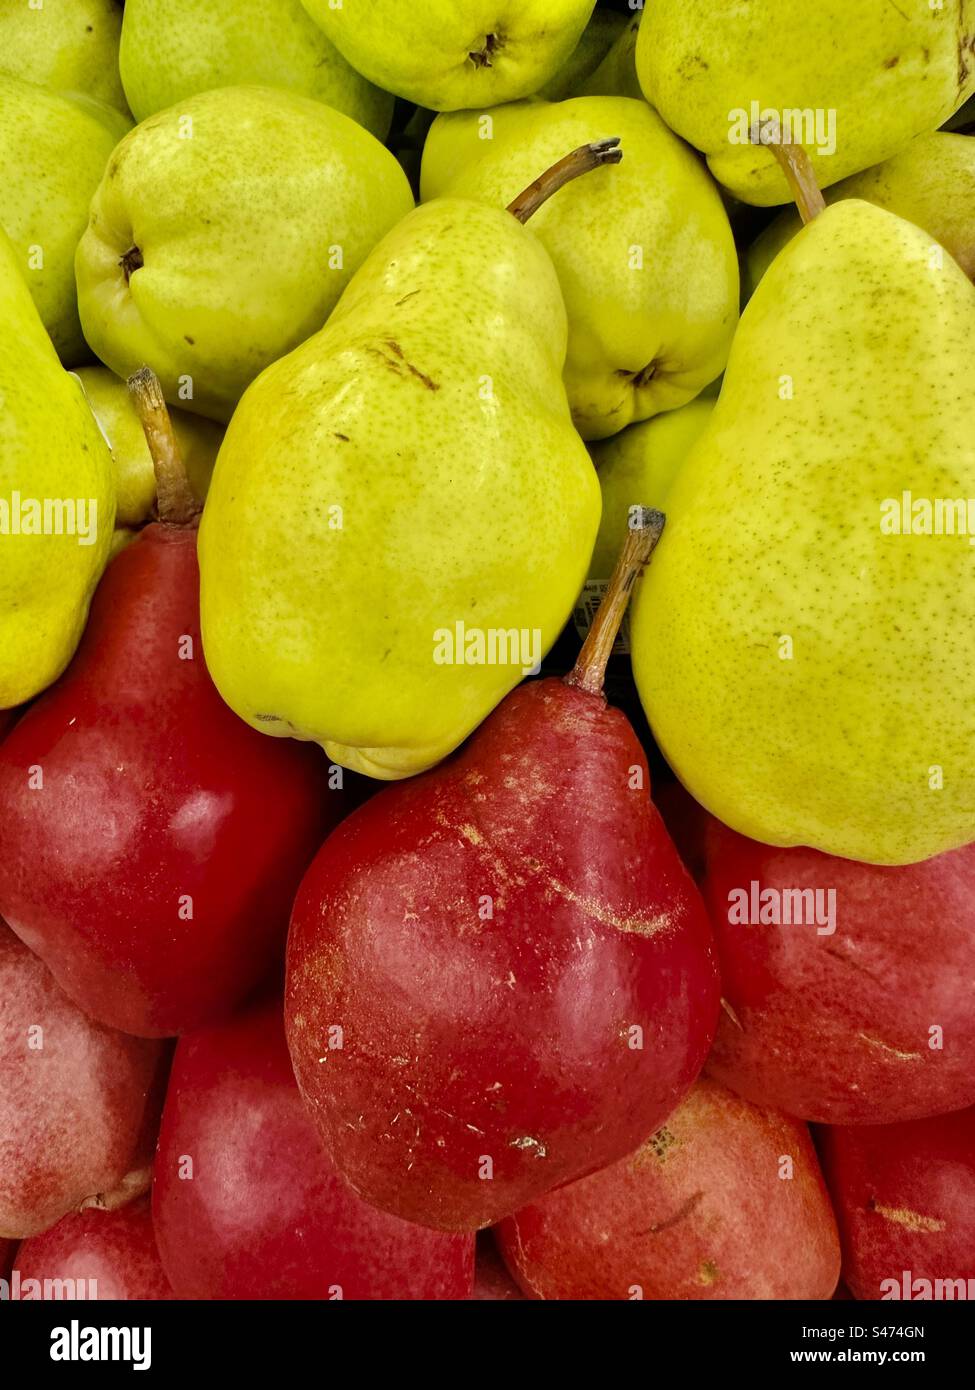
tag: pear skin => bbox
[587,398,717,585]
[421,97,739,440]
[120,0,393,138]
[300,0,596,110]
[75,86,414,422]
[0,0,128,115]
[637,0,975,205]
[632,200,975,865]
[538,10,627,100]
[74,367,222,527]
[746,132,975,298]
[199,198,600,778]
[0,76,130,364]
[0,232,115,709]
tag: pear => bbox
[746,132,975,296]
[632,197,975,866]
[75,85,414,422]
[299,0,597,110]
[0,76,129,364]
[578,13,642,99]
[199,145,613,779]
[0,230,115,710]
[120,0,393,138]
[74,367,222,527]
[0,0,128,115]
[587,398,716,588]
[636,0,975,205]
[538,10,627,100]
[421,97,739,440]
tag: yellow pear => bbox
[0,232,114,708]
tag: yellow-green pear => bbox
[199,165,604,779]
[746,132,975,296]
[299,0,596,110]
[578,14,642,100]
[538,10,627,100]
[0,77,129,364]
[632,199,975,866]
[587,398,716,586]
[636,0,975,205]
[0,231,115,709]
[120,0,393,138]
[76,86,414,422]
[0,0,128,115]
[74,367,222,527]
[421,97,738,440]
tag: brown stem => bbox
[507,137,622,223]
[78,1164,152,1215]
[749,118,826,225]
[565,507,665,697]
[127,367,201,528]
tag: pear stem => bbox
[507,137,623,223]
[126,367,201,528]
[565,508,666,697]
[750,118,826,225]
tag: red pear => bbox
[13,1198,174,1301]
[0,921,167,1239]
[153,995,473,1300]
[702,818,975,1124]
[496,1076,841,1300]
[286,513,720,1231]
[0,371,341,1037]
[818,1108,975,1301]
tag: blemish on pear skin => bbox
[698,1260,719,1286]
[637,1189,704,1236]
[868,1200,945,1234]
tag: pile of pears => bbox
[1,0,975,1305]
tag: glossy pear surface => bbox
[636,0,975,205]
[0,523,340,1037]
[287,678,719,1231]
[199,197,600,778]
[300,0,596,110]
[0,76,129,363]
[0,0,127,114]
[120,0,393,137]
[422,98,738,440]
[632,201,975,865]
[154,998,474,1299]
[76,85,414,421]
[75,366,221,527]
[0,231,114,710]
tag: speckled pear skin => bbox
[745,132,975,297]
[0,0,128,114]
[636,0,975,206]
[300,0,596,111]
[119,0,393,138]
[422,98,738,441]
[0,77,129,365]
[0,231,115,709]
[199,197,601,780]
[631,200,975,866]
[75,85,414,422]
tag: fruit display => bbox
[1,0,973,1317]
